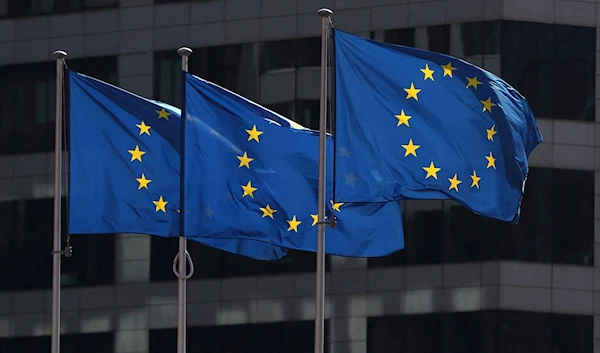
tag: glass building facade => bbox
[0,0,597,352]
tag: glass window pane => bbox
[552,24,595,120]
[260,39,295,73]
[384,28,415,46]
[150,321,327,353]
[501,21,554,118]
[428,24,450,54]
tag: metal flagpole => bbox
[315,8,333,353]
[51,50,67,353]
[175,46,194,353]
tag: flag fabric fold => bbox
[182,72,404,257]
[332,29,543,223]
[67,70,287,260]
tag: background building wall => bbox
[0,0,598,352]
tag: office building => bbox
[0,0,597,351]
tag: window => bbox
[0,332,113,353]
[150,236,327,281]
[0,197,115,291]
[150,321,328,353]
[427,25,450,54]
[494,21,594,120]
[0,56,117,155]
[368,311,592,353]
[3,0,116,17]
[154,37,321,128]
[369,167,594,267]
[155,43,259,108]
[382,28,416,47]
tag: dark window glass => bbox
[501,21,595,120]
[369,311,591,353]
[260,40,295,73]
[150,321,328,353]
[154,43,259,106]
[295,99,320,130]
[0,197,114,291]
[382,28,415,47]
[154,38,320,129]
[0,56,117,155]
[150,236,327,281]
[196,43,259,102]
[369,205,443,267]
[368,313,442,353]
[3,0,116,18]
[0,332,113,353]
[428,25,450,54]
[369,167,593,267]
[460,21,501,57]
[296,37,321,67]
[154,52,181,107]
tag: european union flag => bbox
[182,72,404,257]
[332,29,543,223]
[68,70,287,260]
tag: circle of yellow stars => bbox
[128,108,172,213]
[234,124,344,233]
[394,61,498,193]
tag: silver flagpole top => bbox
[52,50,67,59]
[177,47,193,57]
[317,8,333,17]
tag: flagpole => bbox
[51,49,67,353]
[176,46,193,353]
[315,8,333,353]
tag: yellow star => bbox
[448,174,462,192]
[441,62,457,77]
[311,214,319,226]
[466,76,482,89]
[404,83,421,101]
[237,151,253,169]
[246,125,263,143]
[136,173,152,190]
[402,139,420,157]
[420,64,434,81]
[422,161,441,179]
[259,204,277,219]
[241,181,257,198]
[136,121,151,136]
[480,97,497,113]
[156,108,171,120]
[128,145,146,162]
[471,171,481,188]
[330,200,344,212]
[287,215,301,232]
[153,196,168,213]
[394,110,412,127]
[486,125,497,141]
[485,152,496,169]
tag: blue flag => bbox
[332,29,542,223]
[68,70,287,260]
[182,72,404,257]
